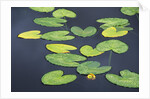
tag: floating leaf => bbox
[80,45,103,57]
[41,31,75,41]
[46,44,77,53]
[71,26,97,37]
[106,69,139,88]
[121,7,139,16]
[18,30,41,39]
[34,17,67,27]
[96,39,128,54]
[116,27,133,31]
[41,70,77,85]
[45,53,87,67]
[87,73,96,80]
[77,61,111,75]
[29,7,55,13]
[102,27,128,37]
[53,9,76,18]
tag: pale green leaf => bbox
[41,70,77,85]
[29,7,55,13]
[41,31,75,41]
[34,17,67,27]
[106,69,139,88]
[46,44,77,53]
[45,53,87,67]
[121,7,139,16]
[53,9,76,18]
[18,30,41,39]
[71,26,97,37]
[96,39,128,54]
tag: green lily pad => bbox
[102,27,128,37]
[121,7,139,16]
[116,27,133,31]
[71,26,97,37]
[77,61,111,75]
[46,44,77,53]
[18,30,42,39]
[45,53,87,67]
[80,45,103,57]
[41,70,77,85]
[34,17,67,27]
[41,31,75,41]
[96,39,128,54]
[106,69,139,88]
[29,7,55,13]
[53,9,76,18]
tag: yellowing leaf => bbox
[18,30,41,39]
[80,45,103,57]
[102,27,128,37]
[46,44,77,53]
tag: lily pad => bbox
[116,27,133,31]
[121,7,139,16]
[34,17,67,27]
[41,70,77,85]
[102,27,128,37]
[96,39,128,54]
[80,45,103,57]
[41,31,75,41]
[71,26,97,37]
[29,7,55,13]
[77,61,111,75]
[106,69,139,88]
[46,44,77,53]
[18,30,41,39]
[45,53,87,67]
[53,9,76,18]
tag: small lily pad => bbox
[18,30,41,39]
[71,26,97,37]
[46,44,77,53]
[121,7,139,16]
[45,53,87,67]
[77,61,111,75]
[80,45,103,57]
[102,27,128,37]
[29,7,55,13]
[41,70,77,85]
[106,69,139,88]
[53,9,76,18]
[34,17,67,27]
[96,39,128,54]
[41,31,75,41]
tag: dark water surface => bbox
[11,7,139,92]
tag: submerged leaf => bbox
[45,53,87,67]
[121,7,139,16]
[53,9,76,18]
[34,17,67,27]
[46,44,77,53]
[71,26,97,37]
[18,30,41,39]
[106,69,139,88]
[80,45,103,57]
[41,70,77,85]
[29,7,55,13]
[96,39,128,54]
[77,61,111,75]
[41,31,75,41]
[102,27,128,37]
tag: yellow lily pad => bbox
[18,30,42,39]
[102,27,128,37]
[46,44,77,53]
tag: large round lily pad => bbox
[106,69,139,88]
[29,7,55,13]
[96,39,128,54]
[77,61,111,75]
[121,7,139,16]
[45,53,87,67]
[41,70,77,85]
[53,9,76,18]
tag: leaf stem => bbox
[64,17,68,30]
[136,14,139,21]
[108,50,112,66]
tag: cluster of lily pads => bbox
[18,7,139,88]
